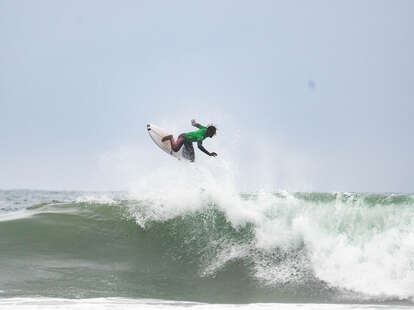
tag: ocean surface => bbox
[0,189,413,309]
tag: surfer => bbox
[161,119,217,162]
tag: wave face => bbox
[0,189,413,304]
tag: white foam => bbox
[0,210,37,222]
[75,194,119,204]
[0,298,409,310]
[0,207,79,222]
[201,242,251,277]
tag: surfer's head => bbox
[206,125,216,138]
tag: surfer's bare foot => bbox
[161,135,172,142]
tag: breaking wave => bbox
[0,188,413,304]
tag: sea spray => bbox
[126,162,414,302]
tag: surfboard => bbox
[146,124,185,160]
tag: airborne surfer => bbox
[161,119,217,162]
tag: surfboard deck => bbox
[147,124,185,160]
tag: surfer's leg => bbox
[183,141,195,162]
[170,134,186,152]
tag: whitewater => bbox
[0,161,413,309]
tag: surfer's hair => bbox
[206,125,217,137]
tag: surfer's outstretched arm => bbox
[191,119,203,129]
[197,141,217,157]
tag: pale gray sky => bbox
[1,0,413,192]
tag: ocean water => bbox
[0,186,413,309]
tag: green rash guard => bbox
[183,126,207,143]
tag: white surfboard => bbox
[147,124,186,160]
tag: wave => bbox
[0,190,413,304]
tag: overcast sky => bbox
[1,0,413,192]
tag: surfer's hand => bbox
[210,152,217,157]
